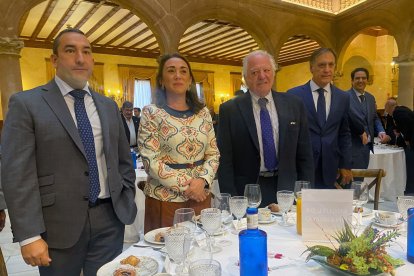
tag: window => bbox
[133,79,151,108]
[196,82,204,102]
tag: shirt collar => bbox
[310,80,331,93]
[353,88,364,96]
[249,90,273,104]
[55,75,91,97]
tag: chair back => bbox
[351,169,386,210]
[0,246,8,276]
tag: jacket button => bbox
[84,171,89,176]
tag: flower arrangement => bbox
[303,221,404,275]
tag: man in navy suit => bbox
[217,50,314,206]
[347,68,390,169]
[287,48,353,189]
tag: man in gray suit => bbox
[348,67,390,169]
[1,28,137,275]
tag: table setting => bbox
[99,186,414,276]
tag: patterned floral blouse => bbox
[138,104,220,202]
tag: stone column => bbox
[396,53,414,109]
[0,37,24,118]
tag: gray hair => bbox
[242,50,277,78]
[122,101,133,109]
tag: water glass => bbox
[294,180,310,199]
[397,196,414,235]
[351,181,369,227]
[165,226,191,274]
[229,196,248,232]
[174,208,197,234]
[277,190,295,226]
[244,184,262,208]
[189,259,221,276]
[200,208,222,253]
[212,193,232,246]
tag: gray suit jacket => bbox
[1,80,137,248]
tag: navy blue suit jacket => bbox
[287,81,352,187]
[217,90,314,196]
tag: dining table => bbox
[106,210,414,275]
[369,144,407,201]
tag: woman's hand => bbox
[183,178,208,202]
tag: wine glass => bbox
[189,259,221,276]
[277,190,295,226]
[212,193,232,246]
[165,226,191,275]
[244,184,262,208]
[351,181,369,227]
[229,196,248,233]
[174,208,197,234]
[200,208,222,253]
[294,180,310,199]
[397,196,414,235]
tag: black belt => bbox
[166,159,204,169]
[259,170,278,178]
[88,197,111,208]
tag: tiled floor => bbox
[0,200,399,275]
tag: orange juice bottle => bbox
[296,194,302,235]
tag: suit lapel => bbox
[41,81,86,158]
[272,92,287,153]
[91,92,110,157]
[326,85,342,127]
[237,92,259,152]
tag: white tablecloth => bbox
[112,213,414,275]
[369,145,407,201]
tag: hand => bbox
[338,169,353,185]
[378,133,391,144]
[0,210,6,232]
[360,132,369,145]
[183,178,208,202]
[21,239,52,267]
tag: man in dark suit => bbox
[347,68,390,169]
[1,28,136,275]
[287,48,353,189]
[217,50,314,207]
[383,98,406,147]
[121,101,140,147]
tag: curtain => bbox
[118,65,157,103]
[193,70,215,110]
[230,72,243,95]
[133,79,152,108]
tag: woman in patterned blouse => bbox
[138,53,220,233]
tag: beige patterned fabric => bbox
[138,104,220,202]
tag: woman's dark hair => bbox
[393,105,414,149]
[155,53,204,114]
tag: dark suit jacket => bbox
[217,90,314,196]
[1,80,137,248]
[287,82,352,187]
[348,89,384,168]
[121,115,140,146]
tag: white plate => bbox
[97,256,159,276]
[353,207,373,217]
[144,227,170,245]
[372,219,404,228]
[259,214,277,224]
[271,205,296,216]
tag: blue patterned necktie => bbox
[258,98,278,171]
[70,89,100,203]
[316,88,326,126]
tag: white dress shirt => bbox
[250,91,279,172]
[310,80,331,119]
[124,117,137,146]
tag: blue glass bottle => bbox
[239,207,268,276]
[130,149,137,169]
[408,207,414,263]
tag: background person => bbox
[138,53,219,233]
[121,101,140,148]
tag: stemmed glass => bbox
[397,196,414,235]
[244,184,262,208]
[212,193,232,246]
[189,259,221,276]
[229,196,248,233]
[351,181,369,227]
[200,208,222,253]
[165,226,191,275]
[294,181,310,199]
[277,190,295,226]
[174,208,197,234]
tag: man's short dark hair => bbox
[351,67,370,80]
[122,101,133,109]
[134,107,141,112]
[309,48,337,66]
[53,28,86,55]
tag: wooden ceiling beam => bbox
[180,25,227,45]
[279,40,318,52]
[196,38,256,56]
[93,12,134,44]
[181,20,219,39]
[179,27,236,50]
[46,0,83,41]
[85,5,121,39]
[117,26,150,47]
[179,29,245,52]
[103,20,144,46]
[186,34,253,55]
[128,33,153,49]
[73,1,105,30]
[31,0,58,39]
